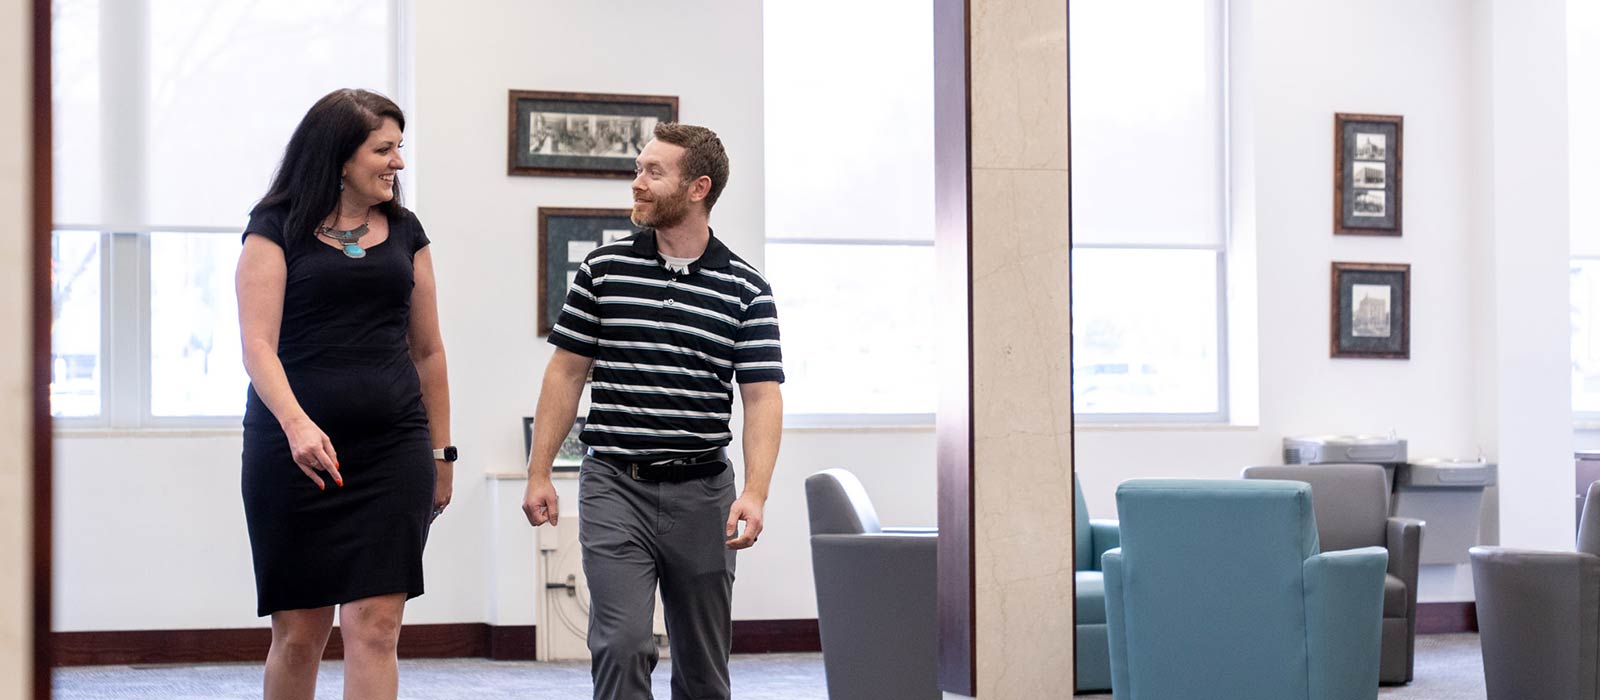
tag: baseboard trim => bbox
[54,619,821,666]
[1417,602,1477,634]
[53,624,535,667]
[731,618,820,654]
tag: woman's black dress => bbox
[241,204,435,617]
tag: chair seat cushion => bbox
[1384,573,1407,618]
[1076,571,1106,625]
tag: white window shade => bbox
[764,0,933,242]
[55,0,395,231]
[1572,0,1600,257]
[1069,0,1225,248]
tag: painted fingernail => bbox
[319,482,325,491]
[336,477,344,487]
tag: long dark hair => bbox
[252,89,407,244]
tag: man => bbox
[522,122,783,700]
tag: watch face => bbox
[444,446,458,462]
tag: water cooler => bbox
[1283,435,1498,600]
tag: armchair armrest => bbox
[1303,546,1387,700]
[1385,517,1422,589]
[881,527,938,535]
[1090,519,1120,570]
[1470,546,1600,700]
[1100,548,1129,697]
[809,532,939,700]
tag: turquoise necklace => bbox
[316,207,373,259]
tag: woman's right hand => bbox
[283,416,342,490]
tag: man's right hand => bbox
[522,477,560,526]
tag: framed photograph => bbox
[538,207,636,336]
[1330,262,1410,359]
[1333,113,1403,236]
[523,416,587,472]
[508,90,679,178]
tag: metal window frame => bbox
[1070,0,1232,426]
[1573,256,1600,424]
[1070,245,1230,425]
[763,238,938,427]
[50,2,407,429]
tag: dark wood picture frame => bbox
[1333,113,1404,236]
[1330,262,1411,359]
[536,207,635,336]
[508,90,679,178]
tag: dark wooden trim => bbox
[730,619,820,654]
[1332,112,1404,236]
[507,90,679,178]
[54,624,511,667]
[932,0,975,694]
[1417,602,1478,634]
[1065,0,1078,690]
[535,206,633,336]
[32,0,54,696]
[488,625,538,661]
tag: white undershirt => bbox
[661,254,699,274]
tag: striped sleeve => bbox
[548,256,602,357]
[734,277,784,384]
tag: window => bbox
[1069,0,1230,421]
[51,0,400,426]
[763,0,937,421]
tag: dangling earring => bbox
[339,182,345,192]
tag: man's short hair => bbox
[652,122,730,212]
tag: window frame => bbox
[1070,243,1230,425]
[50,0,407,429]
[764,236,938,427]
[1069,0,1232,425]
[1573,255,1600,424]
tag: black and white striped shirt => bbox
[549,229,784,457]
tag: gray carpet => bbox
[54,634,1487,699]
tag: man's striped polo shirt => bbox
[548,228,784,458]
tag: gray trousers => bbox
[579,454,737,700]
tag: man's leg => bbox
[658,466,738,700]
[581,456,663,700]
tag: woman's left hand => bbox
[432,460,454,521]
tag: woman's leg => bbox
[339,592,408,700]
[265,606,335,700]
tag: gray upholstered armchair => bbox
[1242,464,1423,684]
[1470,481,1600,700]
[804,469,938,700]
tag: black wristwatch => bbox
[433,446,458,462]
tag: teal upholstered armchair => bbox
[1103,479,1388,700]
[1074,473,1119,693]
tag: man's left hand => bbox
[725,495,765,550]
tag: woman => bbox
[236,88,453,700]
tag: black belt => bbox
[590,448,729,482]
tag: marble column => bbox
[936,0,1074,697]
[0,0,43,697]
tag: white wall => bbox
[1079,0,1481,508]
[1,0,35,691]
[1074,0,1580,602]
[54,1,941,632]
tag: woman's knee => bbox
[341,599,405,655]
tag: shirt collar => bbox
[631,228,732,272]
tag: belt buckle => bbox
[628,463,642,480]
